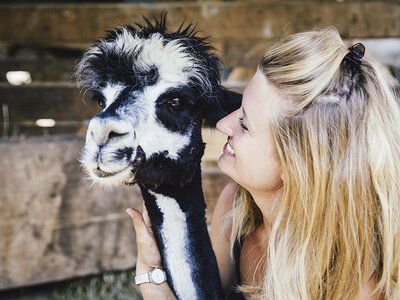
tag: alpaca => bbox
[76,16,241,299]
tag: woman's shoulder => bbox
[215,181,238,214]
[210,180,238,295]
[210,180,237,240]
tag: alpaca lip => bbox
[93,166,128,178]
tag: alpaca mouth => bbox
[93,166,129,178]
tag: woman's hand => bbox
[126,204,177,300]
[126,204,162,274]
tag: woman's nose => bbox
[216,109,239,136]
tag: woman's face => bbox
[217,70,285,195]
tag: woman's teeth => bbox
[227,143,235,155]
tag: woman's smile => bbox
[223,140,236,157]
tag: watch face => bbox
[152,268,165,284]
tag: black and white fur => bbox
[76,16,241,300]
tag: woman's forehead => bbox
[243,70,286,123]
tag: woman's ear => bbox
[202,87,242,126]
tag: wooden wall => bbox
[1,0,399,291]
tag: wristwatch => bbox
[135,267,167,285]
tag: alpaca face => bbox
[77,18,240,187]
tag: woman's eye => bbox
[239,117,248,131]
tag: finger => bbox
[126,208,149,237]
[127,208,162,271]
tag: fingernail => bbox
[126,208,134,217]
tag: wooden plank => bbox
[0,136,229,289]
[0,2,399,50]
[0,46,83,82]
[0,83,98,137]
[0,83,99,122]
[0,58,78,82]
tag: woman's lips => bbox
[223,142,235,157]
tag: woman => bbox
[126,27,400,299]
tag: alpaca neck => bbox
[139,165,223,300]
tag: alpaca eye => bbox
[167,97,182,109]
[91,92,106,109]
[97,98,106,108]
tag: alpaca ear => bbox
[202,87,242,126]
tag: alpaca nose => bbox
[87,117,131,145]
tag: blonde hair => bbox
[230,27,400,299]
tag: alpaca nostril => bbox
[108,131,128,141]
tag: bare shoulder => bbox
[212,181,238,221]
[210,180,237,244]
[210,180,238,295]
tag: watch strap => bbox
[134,272,151,285]
[135,267,167,285]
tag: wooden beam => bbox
[0,58,78,82]
[0,83,99,124]
[0,2,399,50]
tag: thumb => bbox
[126,208,150,238]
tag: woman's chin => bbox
[218,154,233,176]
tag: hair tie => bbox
[343,43,365,67]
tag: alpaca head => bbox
[77,16,241,187]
